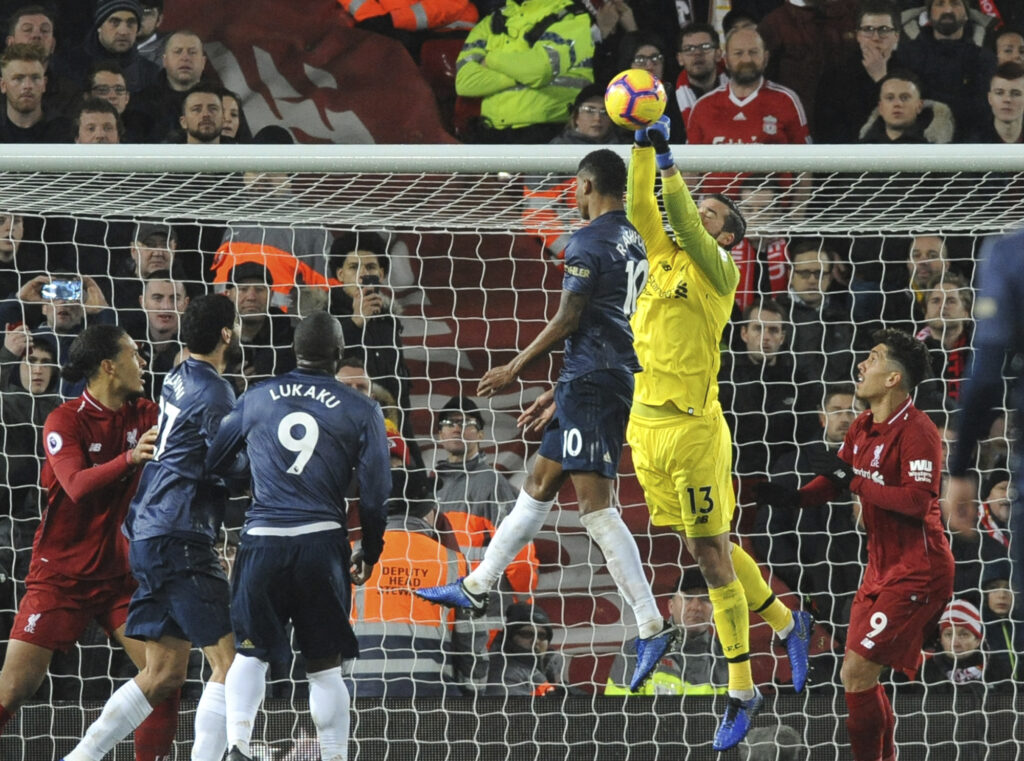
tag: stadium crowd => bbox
[0,0,1020,757]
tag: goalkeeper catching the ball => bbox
[626,116,811,751]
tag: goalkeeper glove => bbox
[807,446,854,489]
[755,481,800,509]
[645,116,674,170]
[634,127,651,148]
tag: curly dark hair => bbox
[873,328,932,391]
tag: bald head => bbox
[294,311,344,372]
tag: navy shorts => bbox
[231,529,358,664]
[537,369,634,479]
[126,536,232,648]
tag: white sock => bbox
[225,654,268,756]
[579,508,663,639]
[65,679,153,761]
[192,681,227,761]
[308,667,351,761]
[464,489,553,596]
[779,618,795,639]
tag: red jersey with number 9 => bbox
[837,397,955,596]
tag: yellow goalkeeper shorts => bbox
[627,403,735,538]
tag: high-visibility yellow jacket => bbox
[455,0,593,130]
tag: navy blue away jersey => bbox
[206,368,390,565]
[560,210,647,381]
[125,358,236,543]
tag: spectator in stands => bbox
[967,62,1024,143]
[133,270,186,400]
[687,27,810,148]
[673,22,727,138]
[550,83,619,145]
[455,0,594,144]
[111,222,184,339]
[757,0,860,138]
[995,27,1024,66]
[434,396,538,621]
[881,233,951,331]
[335,356,372,396]
[755,383,863,643]
[738,724,806,761]
[223,261,295,392]
[485,602,568,696]
[944,467,1009,605]
[776,240,856,386]
[135,29,209,142]
[0,274,114,357]
[62,0,160,94]
[348,468,482,696]
[175,82,222,144]
[617,32,684,142]
[0,214,25,299]
[719,298,801,478]
[0,327,59,600]
[5,4,79,116]
[977,469,1011,553]
[921,598,1013,688]
[915,271,972,407]
[816,0,909,144]
[605,568,728,695]
[858,70,954,143]
[86,61,152,142]
[979,558,1018,682]
[899,0,996,140]
[219,89,251,143]
[135,1,167,64]
[0,43,66,143]
[328,231,412,438]
[72,97,121,143]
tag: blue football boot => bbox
[630,621,679,691]
[414,577,489,617]
[785,610,813,693]
[712,691,764,751]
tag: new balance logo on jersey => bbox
[860,637,875,650]
[24,613,40,634]
[674,283,688,299]
[908,459,934,483]
[89,443,102,452]
[661,262,671,271]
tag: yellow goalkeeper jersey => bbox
[626,146,739,416]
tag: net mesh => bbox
[0,152,1020,760]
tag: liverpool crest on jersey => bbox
[763,115,778,136]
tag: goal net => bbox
[0,144,1020,761]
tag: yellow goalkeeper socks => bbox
[731,541,794,635]
[708,579,754,693]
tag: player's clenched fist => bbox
[130,426,160,465]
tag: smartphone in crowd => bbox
[41,280,83,301]
[360,274,380,293]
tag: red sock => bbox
[846,685,886,761]
[133,688,180,761]
[0,703,13,735]
[880,685,897,761]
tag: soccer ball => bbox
[604,69,668,129]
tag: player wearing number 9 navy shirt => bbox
[206,311,390,761]
[65,295,243,761]
[417,149,676,695]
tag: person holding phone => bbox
[327,231,416,464]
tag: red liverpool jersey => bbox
[836,397,954,596]
[32,391,158,583]
[686,80,811,146]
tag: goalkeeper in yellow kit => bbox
[626,116,812,751]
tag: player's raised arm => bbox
[646,116,740,297]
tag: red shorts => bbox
[846,585,950,678]
[11,573,137,652]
